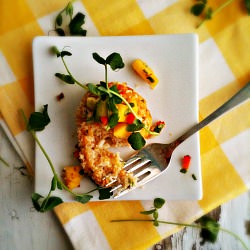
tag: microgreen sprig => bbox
[51,46,87,90]
[191,0,250,28]
[20,106,112,212]
[54,1,87,36]
[111,198,249,250]
[89,52,160,140]
[52,47,160,150]
[140,197,165,226]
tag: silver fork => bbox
[109,82,250,198]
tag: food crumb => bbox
[56,92,64,101]
[191,173,197,180]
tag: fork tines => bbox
[125,156,152,175]
[110,154,160,197]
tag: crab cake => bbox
[75,82,152,189]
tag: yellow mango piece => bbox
[132,59,159,89]
[113,123,131,139]
[116,103,128,122]
[116,99,138,122]
[63,165,83,190]
[130,98,139,114]
[140,128,149,138]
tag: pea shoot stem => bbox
[20,109,95,199]
[61,56,88,90]
[197,0,235,28]
[197,17,207,29]
[110,219,249,250]
[59,52,159,136]
[54,0,76,31]
[41,188,53,210]
[101,60,158,136]
[213,0,234,16]
[219,227,249,250]
[105,64,108,86]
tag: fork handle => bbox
[175,82,250,145]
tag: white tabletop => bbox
[0,126,249,250]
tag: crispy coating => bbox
[75,82,152,189]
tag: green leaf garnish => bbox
[154,197,165,209]
[111,197,249,250]
[190,3,206,16]
[87,83,101,96]
[98,86,110,96]
[40,196,63,212]
[98,187,113,200]
[52,47,88,90]
[109,85,122,104]
[140,209,156,215]
[27,104,50,131]
[126,119,144,132]
[140,198,164,226]
[108,113,119,129]
[128,132,146,150]
[106,52,125,70]
[31,193,44,211]
[32,192,63,212]
[198,216,220,244]
[50,47,72,58]
[69,12,87,36]
[153,210,159,221]
[75,194,93,204]
[53,48,162,153]
[54,1,87,37]
[107,98,119,113]
[60,50,72,57]
[65,1,73,18]
[55,28,65,36]
[51,46,61,57]
[56,13,63,26]
[51,176,57,191]
[153,220,159,226]
[55,73,75,84]
[191,0,250,28]
[92,52,125,71]
[21,107,108,213]
[92,52,106,65]
[205,7,213,20]
[57,181,63,190]
[139,198,166,226]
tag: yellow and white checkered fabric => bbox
[0,1,249,249]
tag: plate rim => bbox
[32,34,202,201]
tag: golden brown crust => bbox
[75,82,152,189]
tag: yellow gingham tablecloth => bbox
[0,1,249,249]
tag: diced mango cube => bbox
[63,165,83,190]
[116,104,128,122]
[129,97,139,114]
[113,123,131,139]
[139,128,150,138]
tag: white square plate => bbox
[32,34,202,201]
